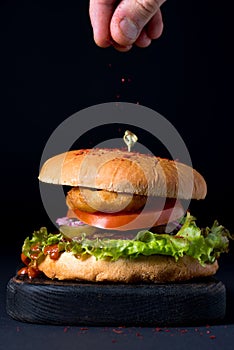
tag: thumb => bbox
[110,0,166,46]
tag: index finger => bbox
[89,0,117,47]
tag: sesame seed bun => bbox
[39,149,207,200]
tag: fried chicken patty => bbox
[66,187,147,213]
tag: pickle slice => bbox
[59,224,97,239]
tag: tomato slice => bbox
[71,199,184,231]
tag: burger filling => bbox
[65,187,185,231]
[18,211,232,279]
[18,187,233,279]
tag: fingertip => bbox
[93,36,112,48]
[146,10,164,40]
[110,40,133,52]
[89,0,114,48]
[134,30,152,48]
[91,25,112,48]
[150,21,164,40]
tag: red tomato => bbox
[72,199,184,231]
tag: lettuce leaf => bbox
[22,213,232,266]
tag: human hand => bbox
[89,0,166,51]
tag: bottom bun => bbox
[38,252,219,283]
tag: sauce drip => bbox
[18,244,61,279]
[44,244,60,260]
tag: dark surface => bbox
[6,275,226,326]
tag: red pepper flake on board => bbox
[179,329,188,334]
[102,327,110,332]
[136,332,143,338]
[78,327,88,334]
[154,327,162,332]
[112,329,123,334]
[210,335,216,339]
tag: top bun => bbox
[38,149,207,200]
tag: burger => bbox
[18,148,232,283]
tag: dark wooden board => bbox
[6,276,226,326]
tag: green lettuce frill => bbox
[22,213,232,266]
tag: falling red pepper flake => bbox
[63,327,69,333]
[120,77,132,83]
[112,339,117,343]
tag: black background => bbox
[0,0,233,257]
